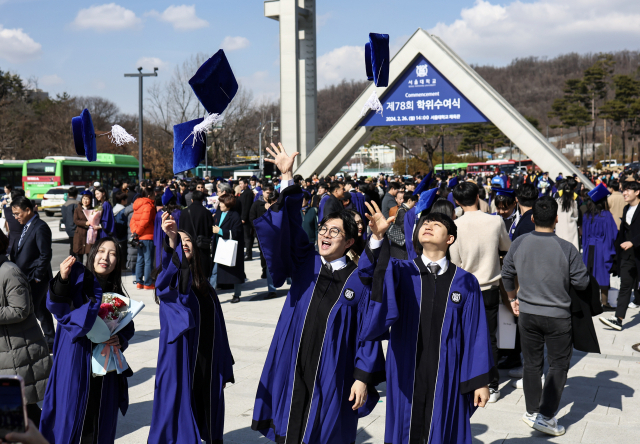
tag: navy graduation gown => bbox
[148,239,234,444]
[252,185,385,444]
[99,201,116,238]
[582,211,618,287]
[153,208,182,267]
[404,207,417,260]
[40,263,134,444]
[361,240,496,444]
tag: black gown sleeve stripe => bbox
[269,185,303,213]
[371,237,392,303]
[459,366,499,394]
[49,274,73,305]
[353,367,386,386]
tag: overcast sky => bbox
[1,0,639,115]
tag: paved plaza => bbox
[99,248,640,444]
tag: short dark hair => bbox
[329,181,343,194]
[430,198,455,219]
[319,211,358,242]
[114,190,127,204]
[532,196,558,228]
[452,182,478,206]
[404,191,418,203]
[10,189,25,201]
[609,180,620,191]
[263,184,275,193]
[495,193,516,209]
[622,181,640,192]
[10,196,34,211]
[389,182,403,191]
[4,184,13,192]
[140,185,154,198]
[191,190,205,203]
[516,183,538,208]
[412,212,457,256]
[68,186,78,198]
[218,193,236,209]
[239,178,249,185]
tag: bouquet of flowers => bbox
[83,208,103,245]
[86,292,145,376]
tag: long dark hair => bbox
[347,210,365,256]
[95,186,108,205]
[586,197,609,218]
[153,229,210,304]
[87,237,128,297]
[558,183,574,212]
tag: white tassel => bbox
[101,125,136,146]
[360,91,384,117]
[183,113,220,146]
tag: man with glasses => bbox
[251,143,386,444]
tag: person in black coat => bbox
[602,180,640,331]
[4,189,25,255]
[321,181,346,218]
[211,194,245,303]
[237,178,255,261]
[9,196,55,349]
[179,191,214,278]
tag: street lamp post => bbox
[124,67,158,183]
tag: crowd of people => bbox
[0,144,637,443]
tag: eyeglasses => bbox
[318,225,343,238]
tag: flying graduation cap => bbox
[361,33,390,117]
[448,176,459,189]
[173,118,206,175]
[173,49,239,173]
[71,109,97,161]
[491,187,516,197]
[588,183,610,203]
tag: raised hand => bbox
[59,256,76,280]
[265,142,298,180]
[161,212,178,246]
[364,201,395,241]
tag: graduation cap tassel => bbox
[360,91,384,117]
[101,124,137,146]
[182,112,221,147]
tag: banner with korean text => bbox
[361,55,489,127]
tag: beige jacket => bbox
[450,210,511,290]
[608,191,625,230]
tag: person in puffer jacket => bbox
[130,185,157,290]
[0,230,52,426]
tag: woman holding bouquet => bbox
[40,237,135,444]
[73,190,95,264]
[148,212,234,444]
[94,186,116,239]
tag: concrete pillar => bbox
[264,0,317,167]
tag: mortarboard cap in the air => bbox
[189,49,238,115]
[414,171,433,195]
[71,109,97,161]
[173,118,206,175]
[448,176,459,189]
[365,33,390,87]
[588,183,610,203]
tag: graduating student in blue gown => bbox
[41,238,135,444]
[252,143,385,444]
[95,187,116,239]
[153,188,182,268]
[148,214,234,444]
[582,186,618,308]
[361,203,497,444]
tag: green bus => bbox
[23,154,142,202]
[0,160,26,189]
[190,163,258,179]
[433,162,469,174]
